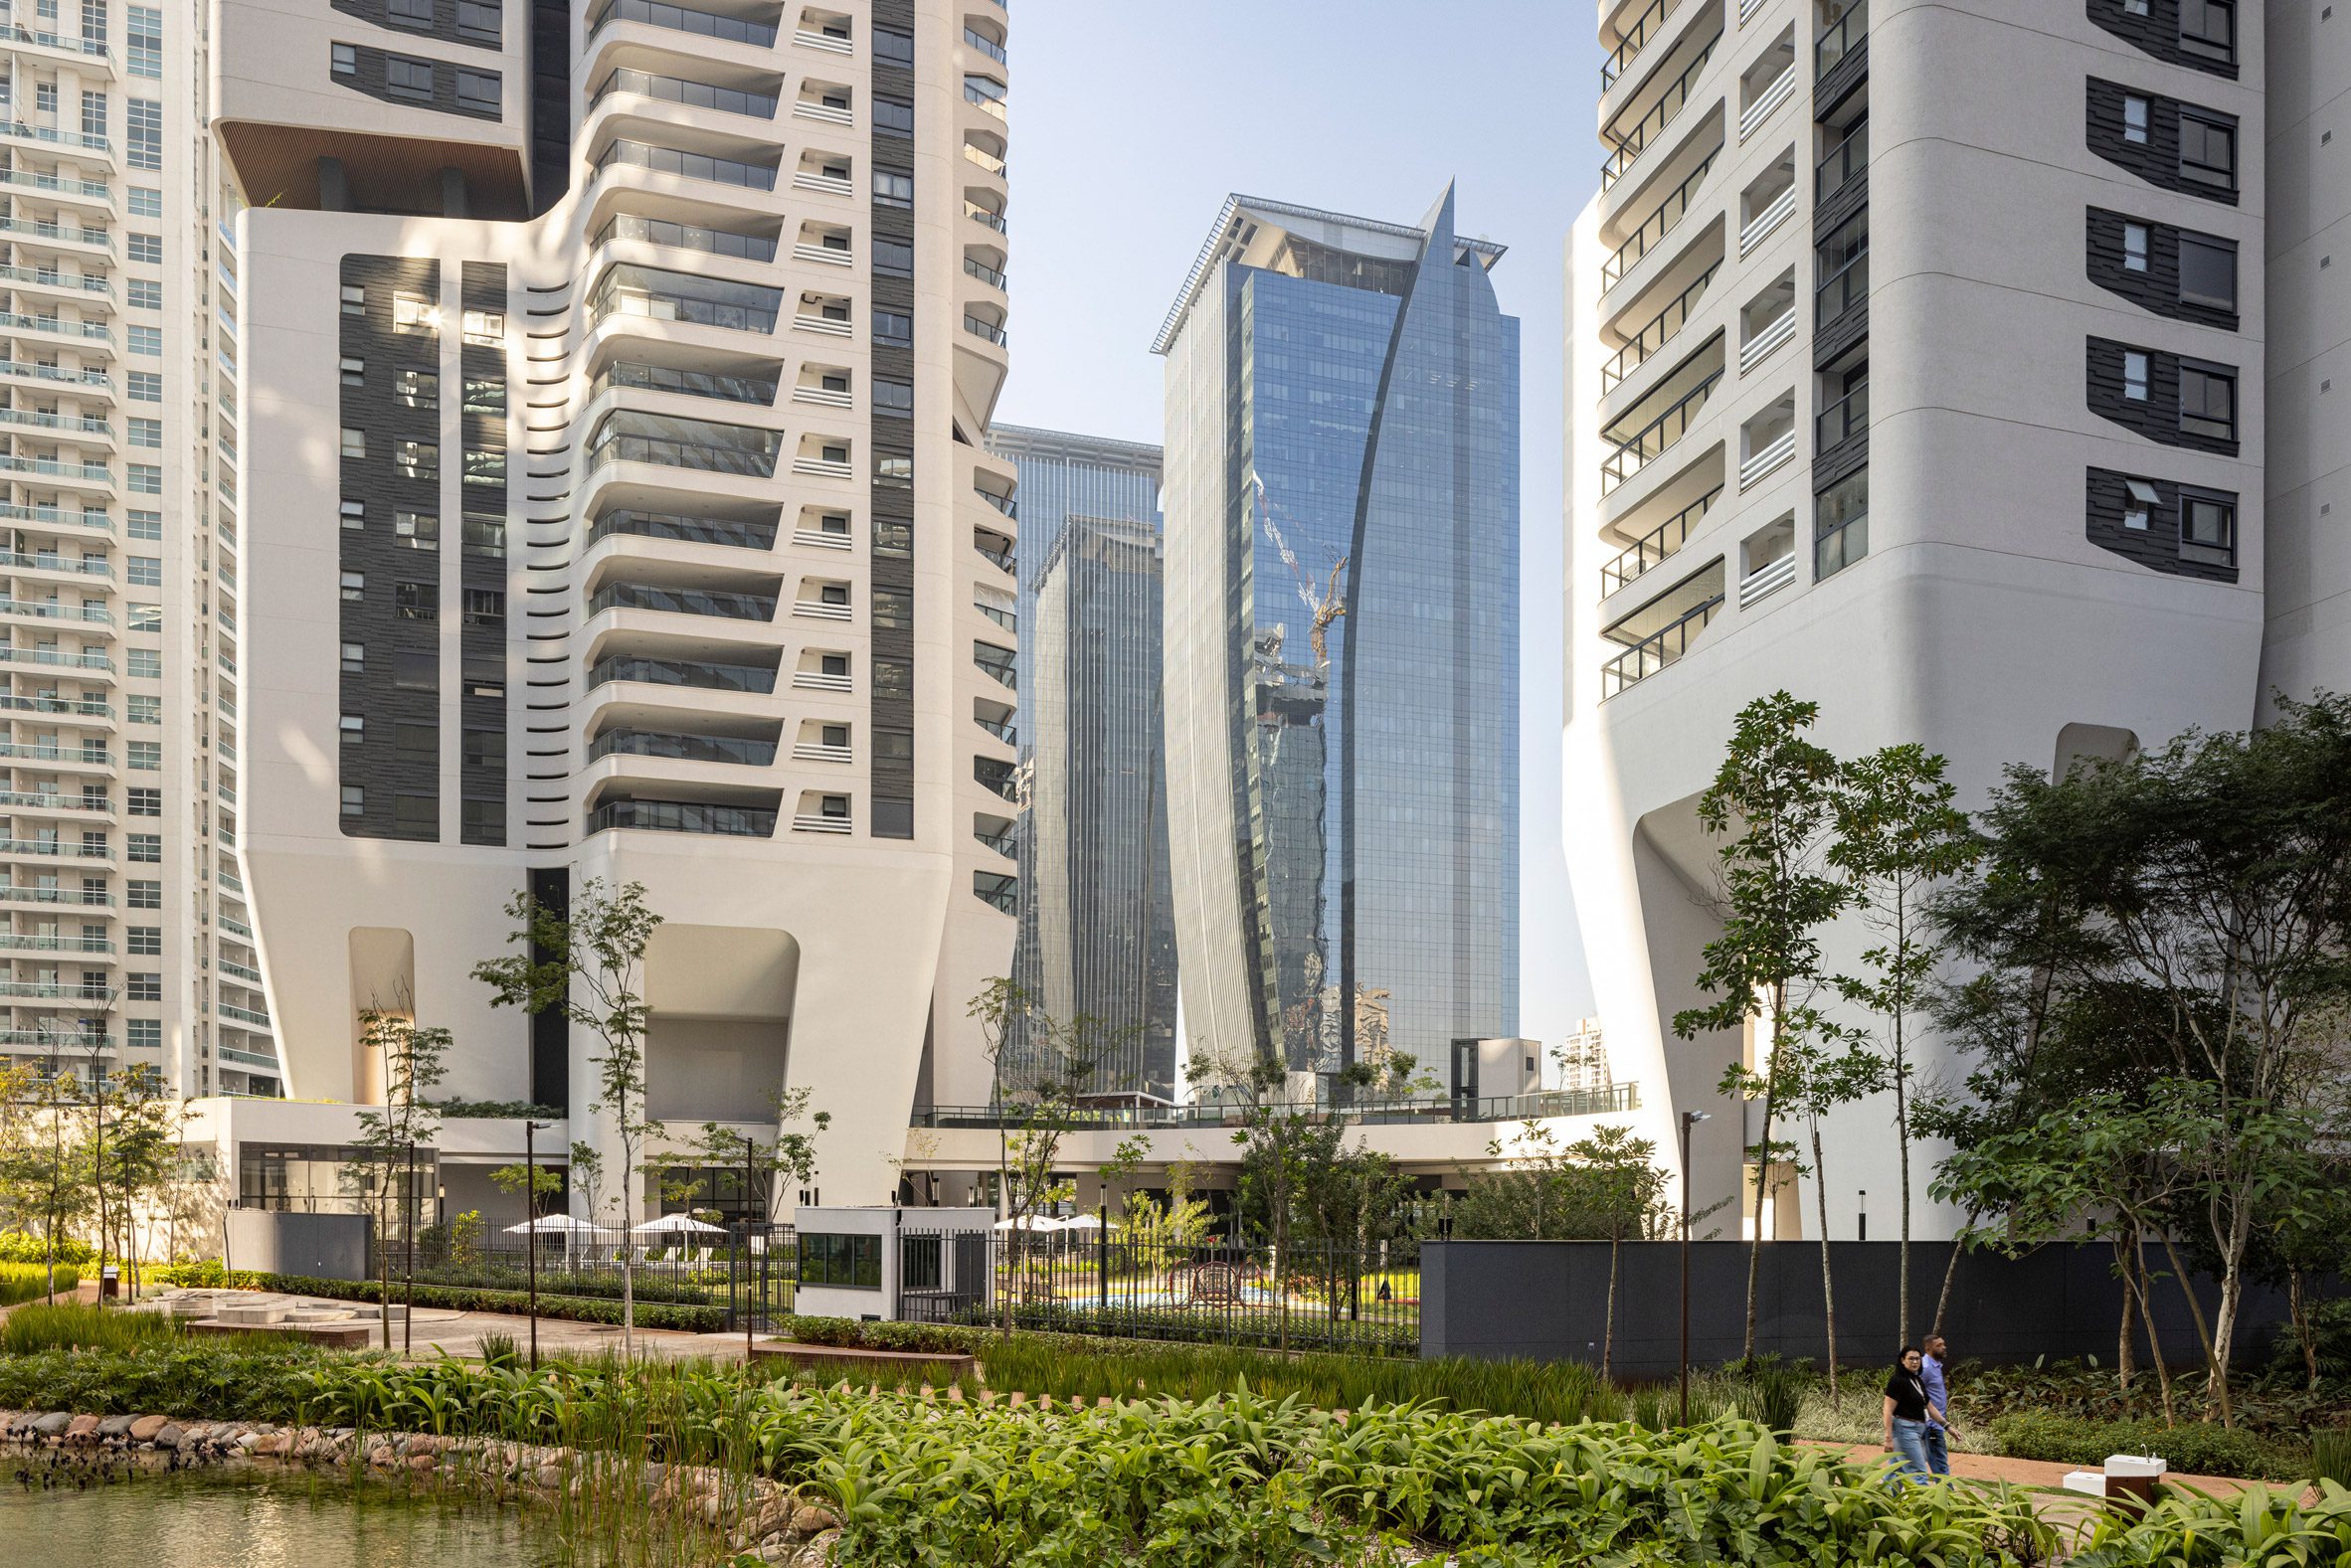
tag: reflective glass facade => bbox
[990,428,1176,1098]
[1162,191,1520,1092]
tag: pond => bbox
[0,1462,558,1567]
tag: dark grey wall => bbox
[2085,77,2240,207]
[2084,207,2240,331]
[225,1210,372,1282]
[2083,0,2239,81]
[2085,465,2239,582]
[1421,1240,2295,1380]
[2086,335,2241,456]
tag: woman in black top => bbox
[1882,1347,1935,1482]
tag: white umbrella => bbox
[633,1213,727,1235]
[1056,1213,1118,1232]
[992,1214,1064,1232]
[504,1213,598,1235]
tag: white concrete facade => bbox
[214,0,1016,1221]
[1566,0,2272,1239]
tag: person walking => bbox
[1882,1346,1936,1483]
[1919,1333,1960,1476]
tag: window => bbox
[872,657,910,697]
[127,418,161,447]
[872,25,913,65]
[819,583,850,607]
[394,792,437,836]
[871,728,911,763]
[395,292,436,332]
[386,55,434,101]
[127,278,161,310]
[395,439,438,479]
[872,519,911,557]
[2122,222,2149,272]
[340,785,364,818]
[455,69,497,115]
[461,655,503,697]
[394,651,436,690]
[340,498,365,530]
[341,640,365,672]
[872,588,912,628]
[127,1018,161,1048]
[386,0,431,26]
[34,83,54,116]
[2180,110,2237,191]
[461,308,503,343]
[128,186,160,217]
[395,510,439,550]
[463,377,504,413]
[127,786,160,815]
[395,367,438,408]
[127,740,159,770]
[871,171,913,208]
[127,833,159,862]
[462,515,505,556]
[127,604,160,633]
[463,589,504,625]
[463,448,506,486]
[340,427,366,459]
[341,284,366,316]
[2123,476,2159,532]
[872,238,914,277]
[125,97,159,169]
[125,926,160,958]
[396,582,439,621]
[127,554,160,586]
[128,510,161,540]
[127,324,161,355]
[461,798,504,842]
[2179,235,2238,309]
[331,41,357,77]
[339,355,365,387]
[128,234,162,264]
[874,453,912,487]
[128,370,160,401]
[340,570,365,602]
[127,463,161,494]
[455,0,499,42]
[126,694,159,724]
[2123,94,2150,145]
[394,721,437,757]
[799,1232,881,1288]
[2123,350,2151,401]
[873,377,913,415]
[872,309,912,345]
[2181,489,2236,565]
[1814,467,1869,580]
[2180,0,2234,63]
[2179,361,2237,440]
[128,647,160,678]
[874,94,913,136]
[462,728,501,766]
[81,89,105,140]
[126,4,159,76]
[127,880,160,909]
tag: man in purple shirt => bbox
[1919,1333,1959,1475]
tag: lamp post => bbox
[743,1132,757,1365]
[1679,1110,1711,1428]
[404,1138,417,1354]
[524,1120,548,1369]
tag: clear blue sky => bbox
[994,0,1608,1050]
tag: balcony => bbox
[1817,380,1869,456]
[963,143,1007,181]
[964,79,1006,121]
[794,238,853,267]
[588,509,778,551]
[1600,32,1718,190]
[792,801,851,833]
[965,200,1007,236]
[793,24,851,53]
[586,655,778,695]
[1817,119,1868,205]
[1601,146,1717,290]
[964,256,1007,291]
[1737,39,1798,145]
[1816,240,1869,334]
[0,121,109,160]
[588,729,779,767]
[587,263,783,337]
[589,581,777,620]
[585,411,781,480]
[791,739,851,764]
[591,67,778,119]
[592,214,779,265]
[1600,261,1718,393]
[596,360,778,408]
[0,597,109,623]
[0,884,108,906]
[974,757,1016,802]
[1737,517,1799,609]
[0,649,111,676]
[974,872,1016,914]
[1600,484,1719,597]
[792,168,854,197]
[1738,165,1797,258]
[1601,0,1680,88]
[587,0,779,47]
[792,666,850,692]
[0,219,109,253]
[1818,0,1867,77]
[1739,399,1798,489]
[973,640,1015,689]
[965,24,1006,63]
[1601,561,1726,699]
[0,169,110,208]
[0,695,108,721]
[974,820,1016,859]
[792,521,852,549]
[964,314,1008,347]
[792,95,853,126]
[588,797,778,837]
[594,138,778,193]
[1601,356,1721,495]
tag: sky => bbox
[993,1,1611,1053]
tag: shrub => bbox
[0,1262,80,1307]
[0,1232,94,1267]
[1732,1358,1807,1435]
[2316,1429,2351,1488]
[1,1303,177,1354]
[1990,1411,2300,1481]
[263,1273,725,1332]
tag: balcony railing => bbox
[0,120,107,153]
[1601,0,1676,87]
[1739,308,1796,374]
[596,361,778,407]
[588,799,779,839]
[1600,484,1719,597]
[589,730,778,767]
[964,82,1006,119]
[974,642,1016,689]
[586,433,778,479]
[0,310,108,341]
[975,714,1015,745]
[1600,32,1717,190]
[1816,249,1869,329]
[1737,550,1798,607]
[592,67,777,119]
[1739,427,1797,488]
[1600,262,1718,392]
[964,25,1006,63]
[915,1084,1646,1132]
[965,200,1008,235]
[1600,372,1720,494]
[974,872,1016,913]
[586,655,777,695]
[974,823,1015,857]
[588,284,777,337]
[589,509,777,551]
[1817,0,1867,76]
[974,486,1017,521]
[1816,382,1869,452]
[593,213,778,264]
[1602,593,1724,699]
[1738,184,1797,257]
[964,314,1008,346]
[963,256,1007,289]
[589,582,776,620]
[1816,508,1870,580]
[1739,65,1796,143]
[594,138,777,192]
[1817,120,1868,203]
[1601,148,1716,290]
[587,0,778,47]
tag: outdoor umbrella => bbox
[1056,1213,1117,1231]
[503,1213,598,1234]
[991,1214,1064,1231]
[633,1213,727,1234]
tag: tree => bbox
[489,1160,563,1214]
[687,1085,831,1223]
[1832,742,1981,1345]
[1771,1032,1882,1400]
[104,1065,185,1294]
[1562,1125,1674,1381]
[476,877,663,1354]
[1672,691,1854,1362]
[339,1005,451,1349]
[568,1141,605,1221]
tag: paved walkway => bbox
[1805,1437,2309,1500]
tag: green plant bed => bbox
[397,1262,721,1307]
[148,1265,725,1333]
[1990,1411,2307,1481]
[0,1262,79,1307]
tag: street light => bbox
[524,1120,549,1369]
[743,1132,758,1366]
[1679,1110,1711,1428]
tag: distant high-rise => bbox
[1154,188,1521,1095]
[989,426,1176,1099]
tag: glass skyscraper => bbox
[1156,188,1520,1094]
[988,427,1177,1099]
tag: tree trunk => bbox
[2111,1232,2139,1395]
[1812,1119,1838,1403]
[2127,1250,2175,1427]
[379,1192,395,1350]
[1931,1228,1963,1340]
[2288,1270,2320,1395]
[1602,1233,1619,1383]
[2155,1232,2228,1427]
[1742,1090,1777,1365]
[1894,1043,1910,1348]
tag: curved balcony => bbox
[1601,145,1718,293]
[973,640,1015,689]
[586,262,782,338]
[589,581,777,621]
[587,797,776,836]
[587,0,778,48]
[585,409,781,480]
[588,729,778,767]
[1600,485,1720,599]
[1600,261,1718,394]
[1600,30,1718,191]
[591,67,778,119]
[594,359,778,408]
[974,756,1016,802]
[973,871,1015,914]
[591,213,779,266]
[593,138,778,193]
[1600,358,1721,495]
[588,509,778,552]
[586,654,778,695]
[1601,559,1727,700]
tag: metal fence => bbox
[896,1227,1419,1355]
[367,1225,797,1330]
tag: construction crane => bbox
[1253,475,1349,673]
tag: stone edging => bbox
[0,1409,843,1565]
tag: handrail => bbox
[1816,119,1868,202]
[596,360,777,406]
[587,729,777,766]
[1600,31,1718,189]
[1600,0,1676,88]
[1602,592,1725,699]
[1817,0,1867,75]
[594,137,777,192]
[589,582,777,620]
[592,213,778,263]
[592,67,777,119]
[965,200,1008,235]
[1600,262,1719,392]
[1602,147,1717,289]
[586,0,777,47]
[1738,183,1797,257]
[963,25,1005,62]
[589,509,777,551]
[1601,371,1721,492]
[912,1084,1643,1131]
[588,799,776,837]
[1601,485,1720,597]
[1816,382,1870,451]
[587,655,778,694]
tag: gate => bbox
[725,1221,796,1332]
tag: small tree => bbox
[1831,742,1980,1344]
[1672,691,1853,1362]
[475,877,663,1354]
[688,1085,831,1223]
[489,1160,563,1214]
[104,1065,184,1294]
[568,1142,606,1219]
[341,1004,450,1348]
[1771,1032,1882,1399]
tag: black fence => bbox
[367,1224,797,1329]
[895,1227,1419,1355]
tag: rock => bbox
[369,1444,399,1469]
[790,1505,839,1536]
[409,1454,438,1473]
[535,1465,563,1490]
[793,1529,843,1565]
[128,1416,169,1443]
[97,1416,134,1438]
[64,1415,100,1441]
[236,1431,261,1451]
[29,1413,71,1437]
[173,1429,204,1452]
[153,1424,183,1448]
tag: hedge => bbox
[1991,1411,2307,1482]
[149,1263,725,1332]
